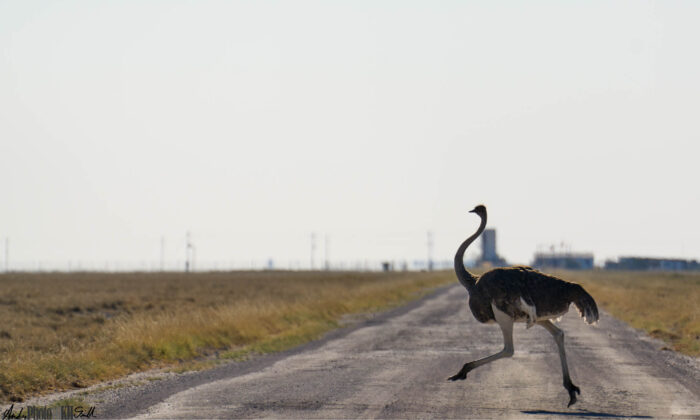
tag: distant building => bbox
[533,252,594,270]
[604,257,700,271]
[479,229,507,267]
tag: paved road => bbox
[121,285,698,419]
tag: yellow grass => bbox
[2,269,696,402]
[0,270,452,402]
[555,270,700,356]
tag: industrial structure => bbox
[604,257,700,271]
[478,229,507,267]
[533,251,594,270]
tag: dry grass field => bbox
[0,269,697,403]
[556,269,700,356]
[0,270,453,402]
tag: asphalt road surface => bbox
[104,284,699,419]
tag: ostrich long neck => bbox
[454,213,486,293]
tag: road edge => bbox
[95,283,458,418]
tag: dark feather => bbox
[466,266,598,324]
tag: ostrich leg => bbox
[538,320,580,407]
[448,304,514,381]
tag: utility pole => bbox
[310,233,317,270]
[160,236,165,271]
[4,237,8,273]
[324,234,330,271]
[185,231,194,273]
[427,231,434,271]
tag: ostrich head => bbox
[469,204,487,217]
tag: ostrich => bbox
[448,204,599,407]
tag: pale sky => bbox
[1,1,699,270]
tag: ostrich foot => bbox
[447,371,467,381]
[566,383,581,407]
[447,364,472,381]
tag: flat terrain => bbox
[97,284,699,419]
[563,270,700,356]
[0,270,452,401]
